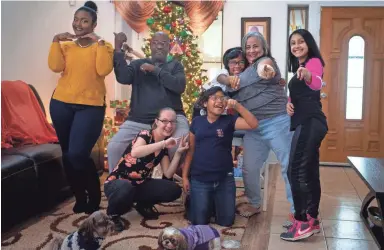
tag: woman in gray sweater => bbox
[230,32,294,222]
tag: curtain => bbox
[184,1,224,35]
[114,1,224,35]
[114,1,156,34]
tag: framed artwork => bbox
[241,17,271,49]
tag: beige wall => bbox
[1,0,120,120]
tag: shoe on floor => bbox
[111,215,125,232]
[72,202,88,214]
[280,220,314,241]
[85,204,100,215]
[135,204,159,220]
[282,213,295,229]
[307,214,321,234]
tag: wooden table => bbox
[348,157,384,249]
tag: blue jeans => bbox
[242,113,294,213]
[189,173,236,227]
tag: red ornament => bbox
[186,51,192,57]
[195,79,202,86]
[171,22,177,28]
[163,6,172,13]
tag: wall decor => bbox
[241,17,271,49]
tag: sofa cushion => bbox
[4,144,62,164]
[1,154,35,179]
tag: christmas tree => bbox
[142,1,208,120]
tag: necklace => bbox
[75,39,93,48]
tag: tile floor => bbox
[268,167,379,250]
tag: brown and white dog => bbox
[50,211,114,250]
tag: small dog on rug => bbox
[157,225,221,250]
[50,211,114,250]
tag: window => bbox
[198,11,223,83]
[286,6,309,93]
[345,36,365,120]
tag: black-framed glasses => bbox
[228,60,245,66]
[209,95,229,102]
[157,118,177,126]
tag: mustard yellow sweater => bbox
[48,41,114,106]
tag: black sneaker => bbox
[73,202,88,214]
[111,215,125,232]
[85,204,100,215]
[135,204,159,220]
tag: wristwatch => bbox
[97,38,105,44]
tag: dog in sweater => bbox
[157,225,221,250]
[50,211,114,250]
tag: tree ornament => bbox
[195,79,202,86]
[167,54,173,62]
[171,22,177,28]
[193,91,200,97]
[180,30,188,37]
[163,6,172,13]
[165,24,171,30]
[146,18,154,26]
[170,43,183,55]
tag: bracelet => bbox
[97,38,105,43]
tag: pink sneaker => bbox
[280,220,314,241]
[282,213,295,229]
[307,214,321,234]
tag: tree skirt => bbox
[1,181,249,250]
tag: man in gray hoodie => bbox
[108,31,189,173]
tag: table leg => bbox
[360,191,384,248]
[361,191,375,220]
[376,193,384,237]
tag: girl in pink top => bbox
[281,29,328,242]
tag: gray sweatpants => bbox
[107,115,190,173]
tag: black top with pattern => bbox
[105,130,168,186]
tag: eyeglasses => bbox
[228,60,245,66]
[151,40,169,47]
[157,118,177,126]
[209,95,229,102]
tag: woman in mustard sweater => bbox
[48,1,113,214]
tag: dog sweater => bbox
[179,225,220,250]
[63,231,104,250]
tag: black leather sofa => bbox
[1,84,104,231]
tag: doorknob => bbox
[322,81,326,87]
[320,92,327,99]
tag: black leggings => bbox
[50,99,105,209]
[288,118,327,221]
[104,178,182,216]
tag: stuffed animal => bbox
[157,225,221,250]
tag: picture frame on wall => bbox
[241,17,271,49]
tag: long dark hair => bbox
[287,29,325,73]
[222,47,245,72]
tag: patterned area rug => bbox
[1,180,249,250]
